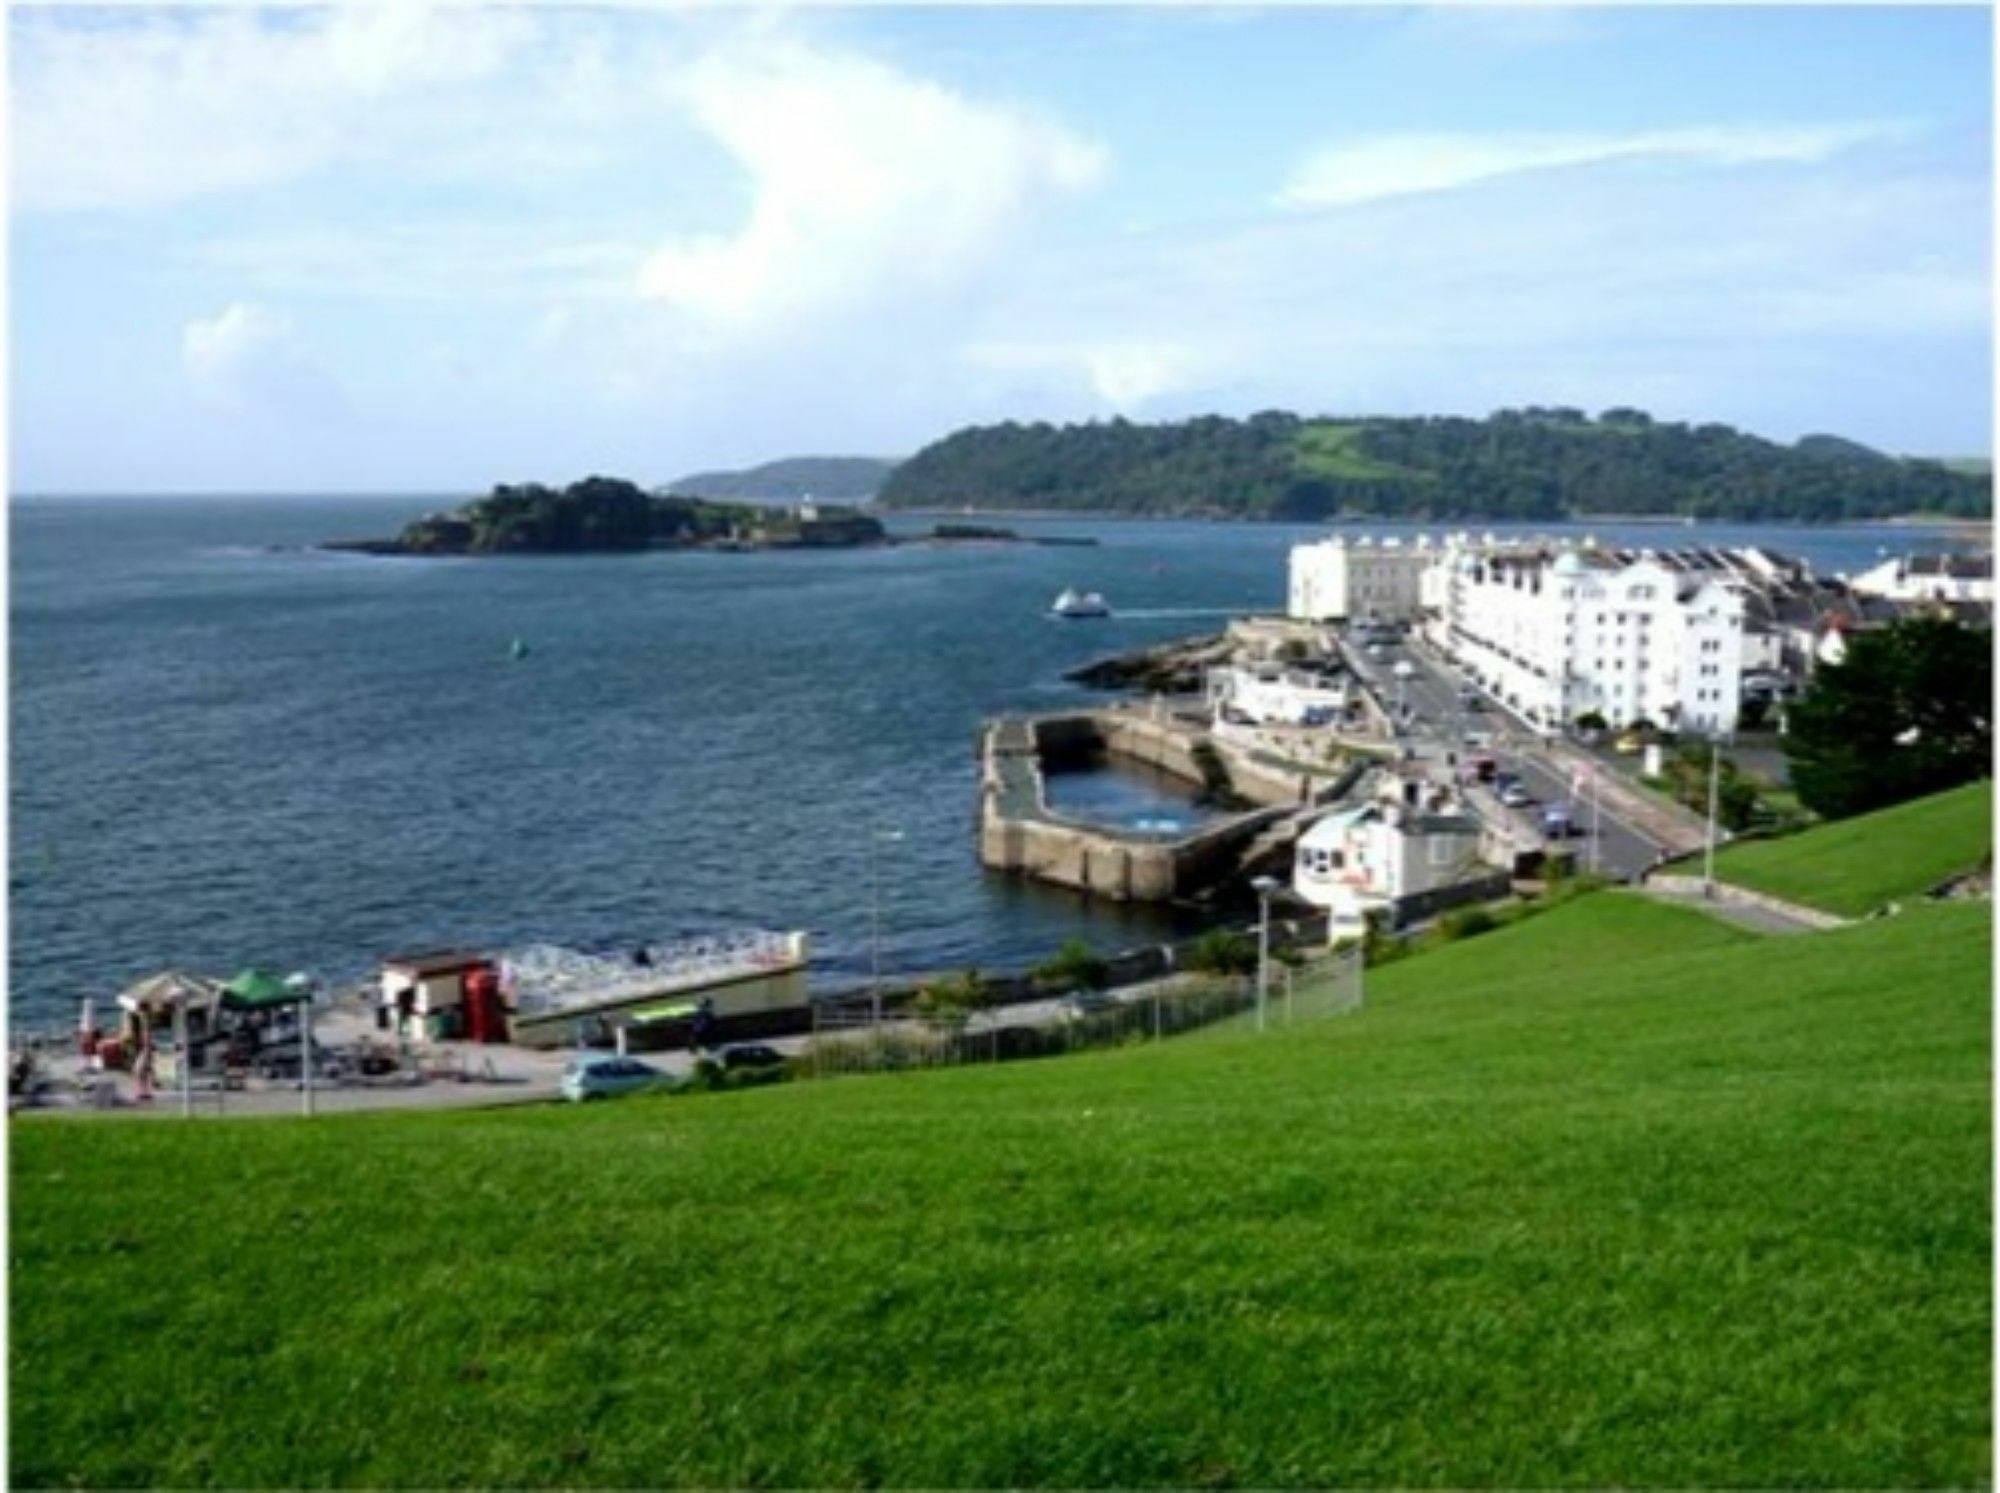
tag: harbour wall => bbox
[978,709,1308,902]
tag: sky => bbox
[8,3,1993,494]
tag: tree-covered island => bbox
[324,477,1099,556]
[326,477,885,555]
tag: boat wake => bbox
[1102,607,1243,620]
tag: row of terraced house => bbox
[1288,533,1993,736]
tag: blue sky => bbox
[9,4,1992,493]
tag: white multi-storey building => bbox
[1288,535,1432,623]
[1424,539,1747,736]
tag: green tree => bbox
[1661,747,1762,832]
[1784,616,1992,819]
[912,969,989,1030]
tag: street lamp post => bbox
[176,999,191,1119]
[1586,763,1601,877]
[1702,739,1721,898]
[1251,876,1280,1033]
[869,828,904,1024]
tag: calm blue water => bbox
[1043,758,1220,838]
[8,498,1936,1022]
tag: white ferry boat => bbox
[1049,587,1111,619]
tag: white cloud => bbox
[1277,122,1915,210]
[182,302,346,421]
[962,339,1209,411]
[187,225,645,304]
[12,6,541,212]
[635,38,1107,332]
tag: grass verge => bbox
[1700,779,1991,916]
[11,894,1989,1488]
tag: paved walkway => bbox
[1622,884,1828,936]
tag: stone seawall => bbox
[978,710,1295,902]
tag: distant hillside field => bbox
[12,891,1989,1488]
[1704,779,1992,916]
[670,456,899,504]
[875,408,1993,522]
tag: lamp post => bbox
[176,999,191,1119]
[869,827,905,1024]
[285,972,316,1118]
[1702,738,1721,898]
[1586,762,1601,877]
[1251,875,1280,1033]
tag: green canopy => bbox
[221,968,303,1009]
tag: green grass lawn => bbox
[12,893,1990,1488]
[1294,421,1429,484]
[1703,779,1991,916]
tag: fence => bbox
[1270,942,1367,1026]
[803,945,1365,1080]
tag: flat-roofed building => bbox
[1288,534,1432,623]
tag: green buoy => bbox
[509,637,531,661]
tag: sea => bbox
[7,497,1955,1025]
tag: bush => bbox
[1437,906,1498,942]
[1575,710,1608,731]
[1035,938,1109,993]
[1186,928,1257,976]
[913,969,989,1029]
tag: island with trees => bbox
[875,407,1992,523]
[323,476,1096,556]
[324,477,883,556]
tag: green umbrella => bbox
[221,968,300,1009]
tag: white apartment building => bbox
[1288,535,1432,623]
[1424,540,1747,736]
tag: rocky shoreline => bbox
[1064,633,1231,694]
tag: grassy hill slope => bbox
[11,895,1989,1488]
[669,456,898,504]
[1706,779,1991,916]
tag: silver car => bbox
[560,1055,671,1102]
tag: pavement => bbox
[1620,884,1829,936]
[12,1001,586,1121]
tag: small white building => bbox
[1291,790,1486,918]
[1288,535,1432,623]
[1207,665,1348,727]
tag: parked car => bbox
[717,1043,787,1072]
[1499,782,1533,808]
[1392,660,1415,679]
[560,1055,670,1102]
[1542,803,1575,838]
